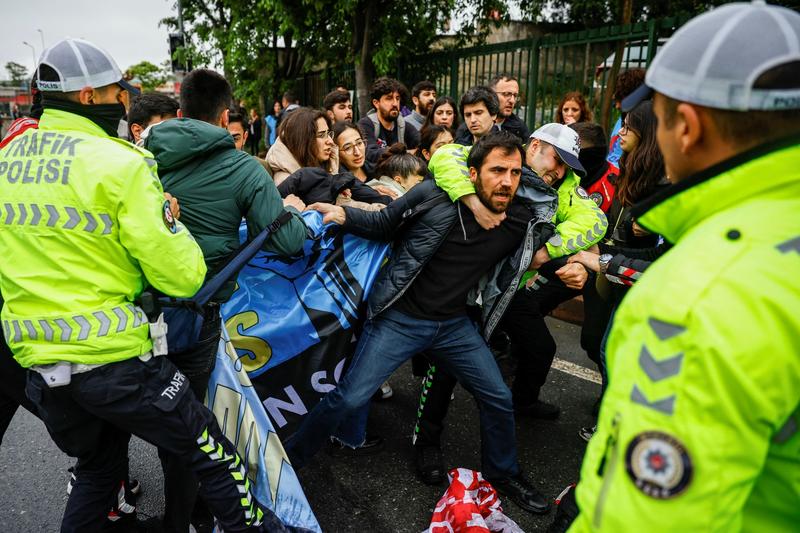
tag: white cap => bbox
[36,38,140,95]
[623,1,800,112]
[530,123,585,175]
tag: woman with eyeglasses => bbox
[265,107,339,185]
[421,96,459,131]
[333,122,373,182]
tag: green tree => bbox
[5,62,28,84]
[163,0,509,113]
[125,61,169,92]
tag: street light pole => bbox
[37,29,45,50]
[22,41,37,96]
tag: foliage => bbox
[125,61,170,92]
[161,0,510,109]
[5,62,29,84]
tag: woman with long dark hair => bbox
[333,121,372,182]
[422,96,459,131]
[265,107,339,185]
[610,99,666,247]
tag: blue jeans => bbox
[286,309,520,480]
[332,404,370,447]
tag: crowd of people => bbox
[0,2,798,532]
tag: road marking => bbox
[552,357,602,384]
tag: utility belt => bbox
[31,350,154,388]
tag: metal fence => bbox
[293,15,690,133]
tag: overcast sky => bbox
[1,0,177,80]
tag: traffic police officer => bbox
[0,39,293,532]
[569,2,800,531]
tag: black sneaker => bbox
[491,474,551,514]
[515,400,560,420]
[325,434,384,457]
[414,445,446,486]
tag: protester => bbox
[454,76,529,144]
[144,68,308,532]
[266,107,340,185]
[357,77,420,162]
[412,124,603,483]
[606,68,645,167]
[556,91,592,125]
[454,86,500,146]
[286,131,559,516]
[418,124,455,163]
[422,95,459,130]
[490,75,530,141]
[0,38,290,532]
[406,80,437,131]
[323,89,354,124]
[126,92,179,145]
[365,143,426,197]
[334,121,372,181]
[249,108,263,155]
[568,3,800,530]
[226,108,249,151]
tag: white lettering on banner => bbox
[263,386,308,428]
[310,357,346,394]
[160,371,187,400]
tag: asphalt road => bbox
[0,318,601,532]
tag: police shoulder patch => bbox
[625,431,692,499]
[589,191,603,207]
[162,200,177,233]
[575,186,589,199]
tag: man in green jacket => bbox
[144,68,307,532]
[569,3,800,531]
[0,39,287,532]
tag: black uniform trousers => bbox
[26,352,294,533]
[158,306,221,533]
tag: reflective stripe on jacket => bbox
[0,109,207,367]
[570,138,800,532]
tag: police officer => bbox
[0,39,294,532]
[569,3,800,530]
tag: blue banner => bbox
[220,211,389,437]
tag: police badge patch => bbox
[575,186,590,199]
[625,431,692,499]
[590,191,603,207]
[162,200,177,233]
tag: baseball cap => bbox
[530,123,585,175]
[623,1,800,112]
[36,38,140,95]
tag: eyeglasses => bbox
[316,129,334,140]
[340,139,365,154]
[619,122,637,135]
[498,91,519,100]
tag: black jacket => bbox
[277,167,393,206]
[497,113,530,143]
[342,176,558,338]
